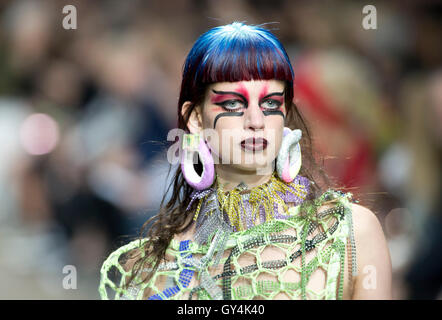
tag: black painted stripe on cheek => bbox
[213,112,244,128]
[263,110,285,118]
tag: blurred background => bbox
[0,0,440,299]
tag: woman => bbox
[99,22,392,300]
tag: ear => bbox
[181,101,203,134]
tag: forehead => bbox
[209,79,285,93]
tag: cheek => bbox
[266,114,285,131]
[210,106,226,113]
[265,119,285,156]
[201,112,242,161]
[201,113,212,130]
[201,107,215,129]
[275,130,284,152]
[200,111,223,156]
[204,109,243,130]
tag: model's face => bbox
[199,79,286,172]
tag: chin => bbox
[215,147,277,173]
[231,160,275,174]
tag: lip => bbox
[240,137,268,151]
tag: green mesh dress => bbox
[99,176,357,300]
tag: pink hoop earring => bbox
[181,133,215,190]
[276,127,302,183]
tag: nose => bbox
[244,104,265,131]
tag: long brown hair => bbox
[125,22,330,288]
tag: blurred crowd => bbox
[0,0,440,299]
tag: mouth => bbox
[240,137,268,151]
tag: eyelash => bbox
[261,99,282,110]
[215,99,282,112]
[216,100,246,112]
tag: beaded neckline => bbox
[188,172,310,233]
[180,172,312,287]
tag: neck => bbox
[214,163,274,191]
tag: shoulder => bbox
[349,203,393,299]
[351,203,384,238]
[350,203,390,258]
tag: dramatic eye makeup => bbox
[210,86,285,128]
[211,90,248,112]
[210,90,284,111]
[216,100,246,112]
[259,92,284,111]
[210,89,247,128]
[259,91,285,117]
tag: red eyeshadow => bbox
[267,95,284,104]
[235,82,249,101]
[210,94,241,104]
[258,83,269,101]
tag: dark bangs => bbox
[197,33,294,85]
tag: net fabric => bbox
[99,189,355,300]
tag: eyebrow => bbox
[211,89,247,101]
[261,91,284,100]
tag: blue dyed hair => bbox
[192,22,293,83]
[178,22,296,130]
